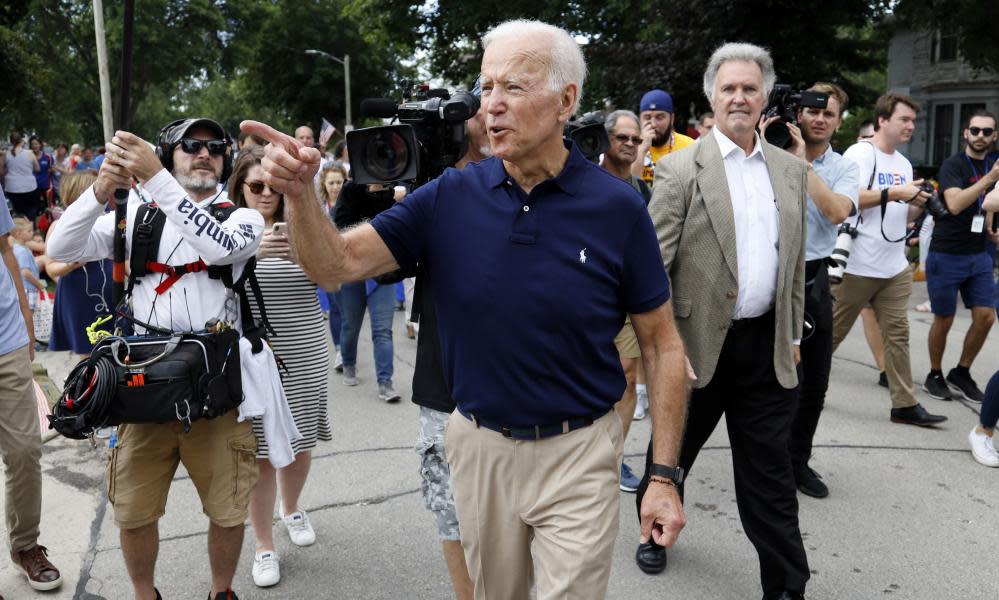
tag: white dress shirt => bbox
[713,126,780,320]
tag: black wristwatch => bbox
[650,463,685,485]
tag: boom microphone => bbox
[360,98,399,119]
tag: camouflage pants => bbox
[415,406,460,541]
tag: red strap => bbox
[145,259,208,294]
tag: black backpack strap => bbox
[128,203,166,293]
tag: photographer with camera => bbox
[761,82,858,499]
[243,19,689,599]
[832,93,947,428]
[47,118,264,600]
[921,110,999,404]
[632,89,695,187]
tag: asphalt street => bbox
[2,280,997,600]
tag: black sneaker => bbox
[795,466,829,499]
[890,403,947,427]
[209,591,239,600]
[946,368,984,402]
[878,371,889,388]
[922,372,955,400]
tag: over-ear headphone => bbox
[155,118,234,183]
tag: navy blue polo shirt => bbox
[370,142,670,426]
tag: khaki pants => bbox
[444,410,623,600]
[831,266,917,409]
[0,345,43,553]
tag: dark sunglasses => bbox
[614,133,643,145]
[968,127,995,137]
[178,138,229,155]
[244,181,280,195]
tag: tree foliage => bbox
[361,0,892,129]
[0,0,412,146]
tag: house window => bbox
[930,31,959,63]
[933,103,954,165]
[961,103,987,130]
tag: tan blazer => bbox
[648,131,807,389]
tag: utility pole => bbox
[92,0,114,143]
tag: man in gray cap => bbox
[632,88,696,187]
[48,117,263,600]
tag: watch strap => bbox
[650,463,684,485]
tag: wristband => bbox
[649,477,676,487]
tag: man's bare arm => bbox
[632,301,687,464]
[284,185,399,287]
[241,120,400,288]
[807,170,853,225]
[1,234,35,361]
[632,300,687,547]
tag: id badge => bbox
[971,215,985,233]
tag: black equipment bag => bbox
[101,329,242,429]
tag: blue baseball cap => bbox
[640,89,674,113]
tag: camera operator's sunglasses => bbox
[969,127,995,137]
[614,134,643,145]
[178,138,229,155]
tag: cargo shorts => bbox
[415,406,460,541]
[106,411,258,529]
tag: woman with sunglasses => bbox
[229,146,332,589]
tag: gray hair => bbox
[604,109,640,133]
[482,19,587,113]
[702,43,776,104]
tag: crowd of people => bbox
[0,17,997,600]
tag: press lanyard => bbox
[964,154,994,214]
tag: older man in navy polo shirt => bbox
[242,19,688,600]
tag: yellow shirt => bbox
[640,132,696,186]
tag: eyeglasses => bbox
[968,127,995,137]
[613,133,643,145]
[178,138,229,155]
[244,181,279,195]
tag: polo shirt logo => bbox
[579,248,587,264]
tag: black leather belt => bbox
[457,406,604,441]
[729,308,775,331]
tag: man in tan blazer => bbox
[635,43,811,600]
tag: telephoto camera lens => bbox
[827,222,858,284]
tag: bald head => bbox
[295,125,315,148]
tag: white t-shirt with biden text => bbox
[842,142,913,278]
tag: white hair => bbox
[604,109,640,133]
[482,19,587,113]
[702,42,776,103]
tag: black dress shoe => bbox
[764,591,805,600]
[795,466,829,498]
[890,403,948,427]
[635,541,667,574]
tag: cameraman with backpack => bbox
[47,118,264,600]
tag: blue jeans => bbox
[318,289,342,347]
[982,370,999,430]
[337,281,394,384]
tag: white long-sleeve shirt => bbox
[713,126,780,320]
[46,168,264,333]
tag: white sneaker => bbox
[282,510,316,546]
[252,550,280,587]
[633,390,648,421]
[333,348,343,373]
[968,428,999,467]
